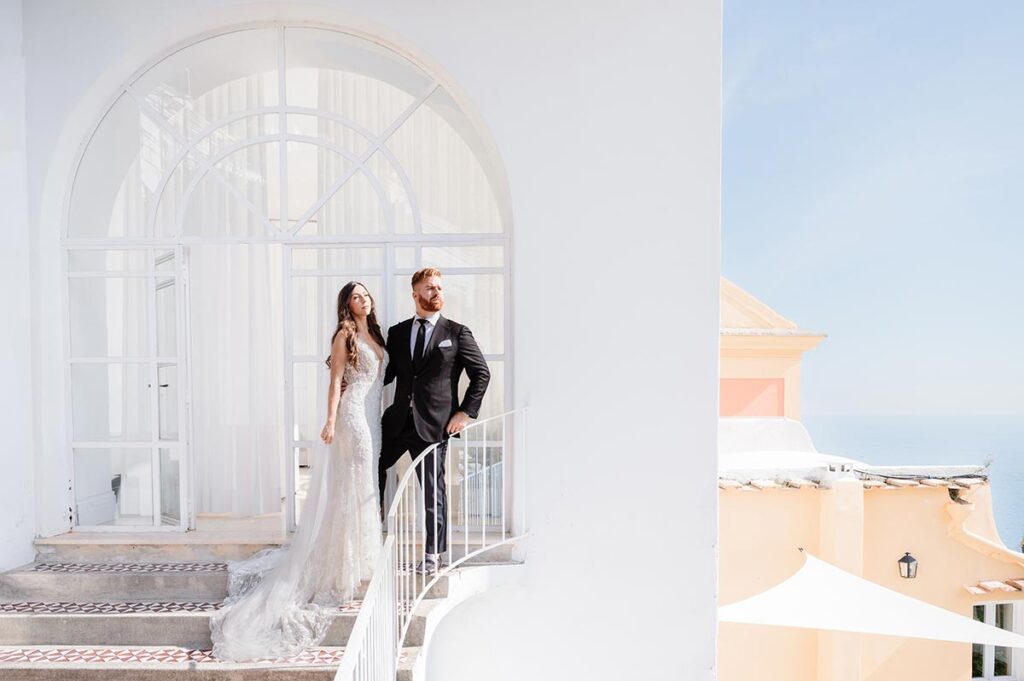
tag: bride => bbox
[210,282,387,661]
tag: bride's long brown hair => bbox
[325,281,386,370]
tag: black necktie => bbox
[413,318,428,367]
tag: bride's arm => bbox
[321,332,350,444]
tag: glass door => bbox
[67,247,190,529]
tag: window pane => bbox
[996,603,1012,630]
[284,27,432,134]
[392,275,416,323]
[286,115,371,158]
[394,247,416,269]
[133,28,279,139]
[69,277,149,357]
[74,448,153,526]
[183,143,279,237]
[421,246,503,269]
[995,645,1009,676]
[290,246,383,271]
[68,94,182,238]
[68,250,149,272]
[285,141,325,228]
[298,153,388,236]
[391,273,503,353]
[973,643,984,678]
[995,603,1013,676]
[156,278,176,356]
[159,448,181,525]
[387,88,504,234]
[155,249,176,272]
[71,364,152,441]
[153,155,202,238]
[292,275,383,356]
[294,446,313,526]
[293,362,322,443]
[438,274,504,354]
[157,364,178,441]
[366,149,415,234]
[196,114,279,159]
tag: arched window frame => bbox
[60,23,513,532]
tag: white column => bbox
[0,0,38,570]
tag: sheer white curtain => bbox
[186,74,284,518]
[190,244,283,517]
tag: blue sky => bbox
[723,1,1024,417]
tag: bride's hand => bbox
[321,420,335,444]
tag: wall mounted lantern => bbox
[898,552,918,579]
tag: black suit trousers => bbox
[379,412,449,554]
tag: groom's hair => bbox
[411,267,443,288]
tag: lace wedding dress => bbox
[210,338,386,661]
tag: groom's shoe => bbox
[416,553,447,575]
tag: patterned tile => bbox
[0,601,222,614]
[31,562,227,574]
[0,646,347,665]
[336,599,363,614]
[0,600,363,616]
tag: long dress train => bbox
[209,339,385,661]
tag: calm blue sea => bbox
[802,415,1024,550]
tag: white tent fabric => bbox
[720,552,1024,647]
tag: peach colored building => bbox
[718,287,1024,681]
[719,278,825,420]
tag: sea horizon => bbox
[802,413,1024,550]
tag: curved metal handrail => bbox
[336,407,528,680]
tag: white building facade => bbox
[1,1,721,678]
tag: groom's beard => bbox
[415,292,443,312]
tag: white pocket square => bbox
[438,339,453,348]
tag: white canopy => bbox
[720,552,1024,648]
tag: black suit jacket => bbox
[382,315,491,443]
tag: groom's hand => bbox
[446,411,471,435]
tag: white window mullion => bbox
[174,245,190,530]
[384,243,395,331]
[282,244,296,533]
[504,238,513,411]
[147,247,162,528]
[278,26,288,234]
[61,247,77,527]
[1012,603,1024,680]
[985,604,997,679]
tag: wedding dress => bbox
[210,338,386,661]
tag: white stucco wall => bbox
[18,0,720,677]
[0,0,37,572]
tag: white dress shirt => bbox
[409,311,441,359]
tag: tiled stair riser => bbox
[0,563,447,603]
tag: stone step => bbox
[397,645,420,681]
[0,602,364,647]
[34,536,285,565]
[0,645,344,680]
[0,597,438,648]
[34,532,515,565]
[0,563,449,603]
[0,563,229,603]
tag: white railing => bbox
[334,537,398,680]
[335,408,527,681]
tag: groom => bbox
[380,267,490,572]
